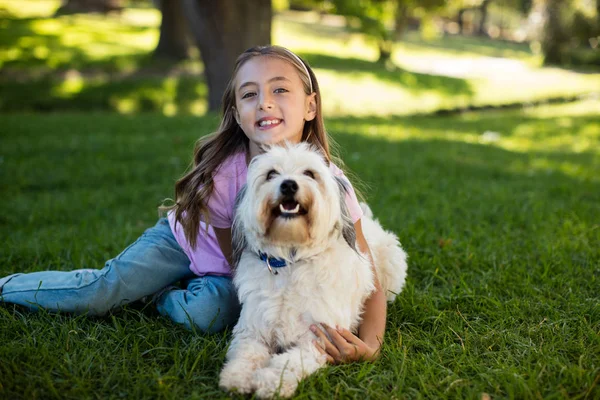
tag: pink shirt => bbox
[168,151,363,277]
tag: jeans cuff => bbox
[0,273,22,296]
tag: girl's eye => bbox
[274,88,288,94]
[242,92,256,99]
[303,170,315,179]
[267,170,278,180]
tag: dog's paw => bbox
[252,367,298,399]
[219,364,254,394]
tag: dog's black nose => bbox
[280,180,298,196]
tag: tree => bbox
[538,0,569,64]
[330,0,394,63]
[477,0,492,36]
[178,0,272,111]
[153,0,192,61]
[453,0,493,36]
[295,0,445,63]
[393,0,446,40]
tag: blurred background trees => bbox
[23,0,600,111]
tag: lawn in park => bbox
[1,98,599,398]
[1,0,599,399]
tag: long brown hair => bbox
[163,45,342,249]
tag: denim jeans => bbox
[0,218,240,333]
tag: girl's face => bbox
[233,56,317,159]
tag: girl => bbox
[0,46,386,364]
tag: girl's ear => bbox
[232,107,241,125]
[304,92,317,122]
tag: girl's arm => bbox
[312,219,387,363]
[355,219,387,352]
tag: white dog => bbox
[219,143,407,398]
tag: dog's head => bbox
[232,143,356,265]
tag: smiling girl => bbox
[0,46,386,363]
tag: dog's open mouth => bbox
[273,199,307,219]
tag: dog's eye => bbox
[303,170,315,179]
[266,170,278,181]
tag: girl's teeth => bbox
[260,120,279,127]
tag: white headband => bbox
[283,49,313,94]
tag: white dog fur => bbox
[219,143,407,398]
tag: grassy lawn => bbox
[1,1,599,116]
[1,99,599,398]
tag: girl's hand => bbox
[310,324,379,364]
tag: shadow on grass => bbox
[0,52,473,113]
[0,75,207,113]
[299,52,474,96]
[0,11,477,113]
[0,14,158,73]
[0,13,204,113]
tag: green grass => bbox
[1,99,599,398]
[1,1,599,116]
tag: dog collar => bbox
[258,251,287,275]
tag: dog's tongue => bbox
[281,201,298,211]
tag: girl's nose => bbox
[258,92,274,110]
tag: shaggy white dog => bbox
[219,143,407,398]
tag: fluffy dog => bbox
[219,143,407,398]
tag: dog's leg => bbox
[219,334,271,394]
[252,340,326,399]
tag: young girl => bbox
[0,46,386,364]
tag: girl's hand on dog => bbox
[311,324,379,364]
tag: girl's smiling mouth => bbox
[257,118,282,129]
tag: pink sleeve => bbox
[204,154,247,229]
[330,163,363,224]
[205,177,233,229]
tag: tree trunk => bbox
[541,0,566,64]
[477,0,492,36]
[394,3,409,40]
[56,0,123,14]
[181,0,272,112]
[457,8,466,34]
[153,0,191,60]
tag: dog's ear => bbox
[334,176,357,253]
[231,184,248,270]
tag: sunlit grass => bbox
[326,98,600,184]
[0,2,159,71]
[331,98,600,153]
[0,0,60,18]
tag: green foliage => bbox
[1,99,599,398]
[329,0,394,61]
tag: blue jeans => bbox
[0,218,240,333]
